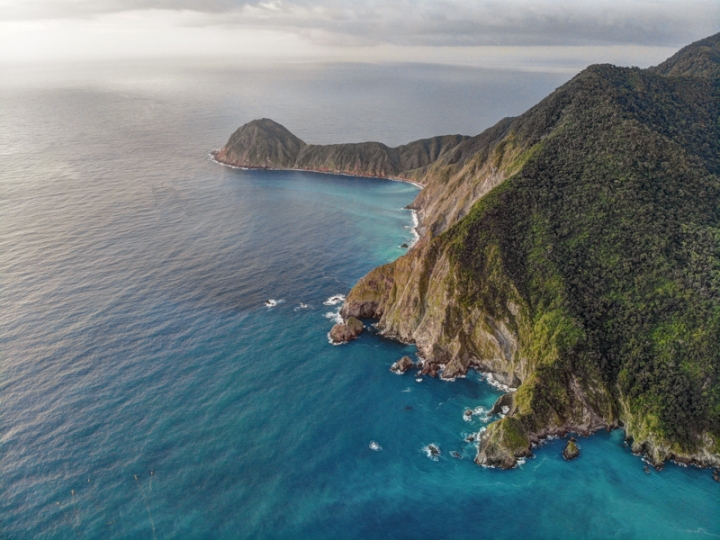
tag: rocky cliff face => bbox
[342,32,720,470]
[219,32,720,471]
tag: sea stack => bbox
[563,438,580,461]
[390,356,414,374]
[329,317,364,344]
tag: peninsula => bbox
[216,32,720,470]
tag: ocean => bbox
[1,60,718,539]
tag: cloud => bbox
[1,0,718,48]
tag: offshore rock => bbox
[390,356,414,374]
[563,438,580,461]
[329,317,364,344]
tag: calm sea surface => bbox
[1,61,718,539]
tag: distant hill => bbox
[219,32,720,470]
[214,118,469,181]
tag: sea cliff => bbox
[219,32,720,471]
[214,118,468,183]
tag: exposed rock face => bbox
[329,317,364,344]
[489,393,514,416]
[222,33,720,472]
[563,438,580,461]
[341,33,720,470]
[390,356,414,374]
[475,417,532,469]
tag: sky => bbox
[0,0,719,70]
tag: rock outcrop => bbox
[475,417,532,469]
[390,356,414,374]
[489,393,514,416]
[563,438,580,461]
[329,317,364,344]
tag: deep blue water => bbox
[1,61,718,539]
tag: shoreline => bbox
[210,149,423,247]
[209,150,425,190]
[212,150,720,473]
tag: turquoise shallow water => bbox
[1,61,718,539]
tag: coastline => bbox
[209,150,425,189]
[211,150,720,473]
[211,149,423,248]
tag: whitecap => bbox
[422,444,441,461]
[484,372,517,392]
[415,377,423,383]
[369,441,382,451]
[293,303,309,311]
[401,388,412,393]
[323,294,346,306]
[472,406,492,423]
[323,309,342,324]
[407,209,420,248]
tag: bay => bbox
[1,60,717,540]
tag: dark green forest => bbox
[444,37,720,453]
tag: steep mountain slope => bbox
[218,32,720,470]
[342,33,720,469]
[650,32,720,78]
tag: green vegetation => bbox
[228,33,720,467]
[476,417,531,469]
[216,118,468,180]
[440,35,720,455]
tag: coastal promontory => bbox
[214,118,468,183]
[219,32,720,472]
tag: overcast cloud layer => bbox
[2,0,719,46]
[0,0,718,66]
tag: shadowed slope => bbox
[217,32,720,471]
[215,119,468,180]
[342,32,720,469]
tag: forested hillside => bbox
[342,32,720,468]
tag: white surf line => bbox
[408,208,421,247]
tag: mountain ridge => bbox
[214,119,470,181]
[217,31,720,471]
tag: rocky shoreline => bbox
[217,32,720,474]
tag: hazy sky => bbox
[1,0,718,70]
